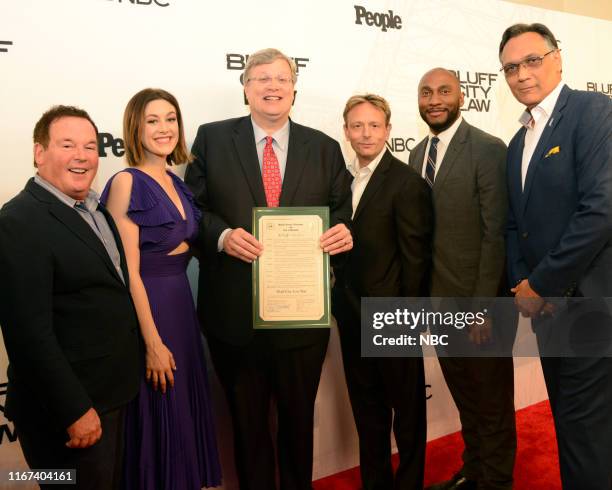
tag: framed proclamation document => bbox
[252,207,331,329]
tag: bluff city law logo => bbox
[451,70,498,112]
[354,5,402,32]
[0,381,18,445]
[106,0,170,7]
[587,81,612,100]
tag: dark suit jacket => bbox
[0,179,140,432]
[333,150,433,317]
[506,86,612,297]
[185,116,353,348]
[409,119,508,297]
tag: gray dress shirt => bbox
[34,175,125,283]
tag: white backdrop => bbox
[1,0,611,488]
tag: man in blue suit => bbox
[499,23,612,489]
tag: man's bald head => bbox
[417,67,464,134]
[418,68,461,92]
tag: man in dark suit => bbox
[332,94,432,490]
[0,106,140,489]
[185,48,353,490]
[409,69,516,490]
[500,23,612,489]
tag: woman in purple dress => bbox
[102,88,221,489]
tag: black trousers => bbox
[335,297,426,490]
[15,407,125,490]
[540,356,612,490]
[438,357,516,490]
[208,334,328,490]
[534,297,612,489]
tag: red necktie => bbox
[262,136,282,207]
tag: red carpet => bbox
[313,400,560,489]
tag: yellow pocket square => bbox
[545,146,560,158]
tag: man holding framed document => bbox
[185,48,352,490]
[253,206,331,328]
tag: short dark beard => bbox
[419,105,461,134]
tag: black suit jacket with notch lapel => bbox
[333,149,433,318]
[185,116,353,349]
[0,179,140,431]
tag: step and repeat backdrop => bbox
[1,0,610,488]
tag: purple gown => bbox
[101,168,221,489]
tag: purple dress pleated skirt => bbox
[102,168,221,489]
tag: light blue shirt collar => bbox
[34,174,100,211]
[251,117,290,151]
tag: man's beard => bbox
[420,105,461,133]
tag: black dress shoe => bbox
[426,472,478,490]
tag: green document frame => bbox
[252,206,331,329]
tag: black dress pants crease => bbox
[208,334,328,490]
[15,407,125,490]
[437,356,516,490]
[335,293,426,490]
[539,356,612,490]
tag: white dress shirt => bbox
[349,148,386,219]
[519,81,565,189]
[420,115,463,180]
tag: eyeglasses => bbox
[500,49,559,77]
[246,75,294,85]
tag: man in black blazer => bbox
[185,48,353,490]
[500,23,612,489]
[410,69,516,490]
[332,94,432,490]
[0,106,140,489]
